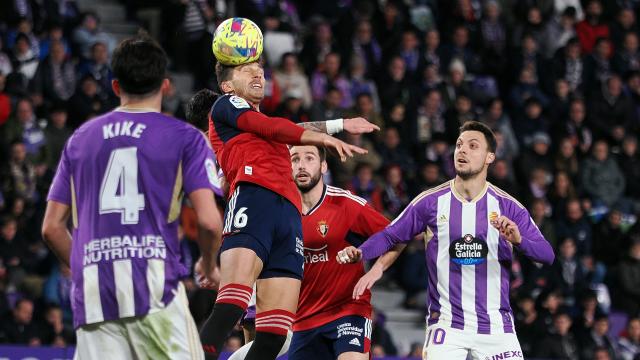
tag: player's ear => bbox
[321,160,328,174]
[111,79,121,97]
[486,151,496,165]
[220,80,234,94]
[160,78,171,95]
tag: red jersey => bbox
[294,185,390,331]
[209,94,305,212]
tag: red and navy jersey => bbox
[294,185,390,331]
[208,94,305,212]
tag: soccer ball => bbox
[212,17,263,66]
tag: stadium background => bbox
[0,0,640,359]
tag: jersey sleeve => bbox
[359,197,430,260]
[182,129,220,195]
[211,95,304,144]
[47,140,72,205]
[346,203,391,247]
[511,204,555,265]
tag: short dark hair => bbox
[111,36,167,95]
[186,89,219,131]
[215,62,235,90]
[459,121,497,153]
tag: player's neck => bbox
[118,93,162,113]
[300,182,324,214]
[453,175,487,201]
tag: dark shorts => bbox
[288,315,372,360]
[220,183,304,280]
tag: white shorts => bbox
[74,283,203,360]
[422,325,523,360]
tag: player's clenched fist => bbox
[490,215,522,245]
[336,246,363,264]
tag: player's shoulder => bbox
[325,185,367,207]
[212,94,251,113]
[408,180,451,206]
[487,182,526,210]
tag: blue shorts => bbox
[288,315,372,360]
[220,183,304,280]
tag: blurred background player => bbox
[40,36,223,359]
[200,58,379,360]
[337,121,555,359]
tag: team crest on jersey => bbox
[317,220,329,237]
[449,234,488,265]
[229,95,250,109]
[489,211,499,222]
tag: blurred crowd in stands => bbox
[1,0,640,358]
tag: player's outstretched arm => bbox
[42,201,72,268]
[298,117,380,135]
[189,189,224,288]
[352,244,407,299]
[300,130,368,162]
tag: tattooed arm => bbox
[297,117,380,135]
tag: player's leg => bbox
[245,276,301,360]
[289,327,334,360]
[469,332,523,360]
[74,321,134,360]
[127,283,203,360]
[422,326,470,360]
[200,247,263,359]
[228,330,292,360]
[329,316,372,360]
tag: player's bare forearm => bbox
[371,244,407,272]
[189,189,223,267]
[41,201,72,268]
[298,121,328,133]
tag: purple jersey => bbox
[47,109,218,328]
[360,181,554,335]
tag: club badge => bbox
[317,220,329,237]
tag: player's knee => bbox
[215,283,253,309]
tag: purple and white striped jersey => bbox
[47,109,220,328]
[359,180,554,335]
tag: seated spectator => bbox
[0,298,44,345]
[347,162,383,212]
[437,59,471,109]
[618,317,640,360]
[514,295,546,357]
[10,33,39,81]
[43,305,74,346]
[481,98,519,161]
[348,55,380,112]
[444,94,477,144]
[612,32,640,75]
[43,105,72,170]
[537,312,580,359]
[516,132,553,183]
[6,18,40,59]
[511,34,545,89]
[396,29,420,75]
[580,140,626,209]
[309,86,346,122]
[551,237,588,304]
[583,37,613,94]
[38,23,71,61]
[0,38,13,76]
[617,238,640,317]
[478,1,507,77]
[299,21,340,75]
[332,132,382,187]
[67,75,108,128]
[593,209,628,268]
[274,89,309,124]
[510,68,550,112]
[348,20,382,79]
[554,139,580,186]
[30,40,76,106]
[310,52,352,109]
[259,66,281,115]
[575,0,609,54]
[549,79,572,124]
[580,315,619,360]
[552,38,585,93]
[378,56,416,116]
[617,135,640,201]
[590,75,635,145]
[413,89,445,148]
[72,12,116,59]
[348,93,384,142]
[0,142,38,204]
[273,52,312,109]
[77,42,115,104]
[381,165,409,218]
[556,198,593,256]
[370,308,397,356]
[610,8,638,50]
[548,171,578,221]
[530,198,557,249]
[439,25,481,75]
[420,29,442,75]
[488,158,520,197]
[2,97,46,164]
[552,99,593,157]
[413,161,445,195]
[542,6,578,59]
[377,127,414,175]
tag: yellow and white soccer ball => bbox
[212,17,263,66]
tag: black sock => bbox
[245,331,287,360]
[200,302,246,360]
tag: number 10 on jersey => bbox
[99,147,145,225]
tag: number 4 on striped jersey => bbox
[99,147,145,224]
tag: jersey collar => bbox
[303,184,327,216]
[449,179,488,203]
